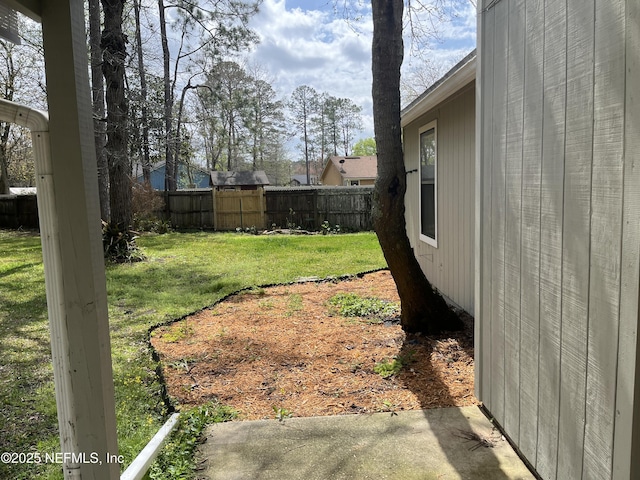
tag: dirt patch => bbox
[151,270,478,420]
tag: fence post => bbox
[212,189,218,230]
[313,189,319,229]
[260,187,266,229]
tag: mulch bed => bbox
[150,270,478,420]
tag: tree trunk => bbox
[0,44,15,195]
[0,124,9,194]
[371,0,461,334]
[158,0,176,191]
[133,0,151,185]
[175,82,189,183]
[89,0,110,221]
[101,0,131,229]
[304,114,310,185]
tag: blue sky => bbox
[246,0,477,141]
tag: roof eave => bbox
[401,53,476,128]
[1,0,41,21]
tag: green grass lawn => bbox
[0,230,386,479]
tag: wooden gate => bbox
[213,188,266,230]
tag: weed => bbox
[380,399,399,413]
[258,299,275,309]
[236,225,258,235]
[373,350,416,379]
[272,406,293,422]
[400,349,416,364]
[328,292,399,319]
[374,358,403,378]
[169,359,189,372]
[149,402,237,479]
[286,293,303,316]
[162,322,194,343]
[286,208,299,229]
[321,220,341,235]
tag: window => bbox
[349,179,360,186]
[419,121,437,246]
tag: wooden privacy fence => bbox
[0,194,39,229]
[163,190,214,228]
[160,186,374,231]
[265,186,373,231]
[3,188,374,232]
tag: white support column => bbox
[36,1,119,478]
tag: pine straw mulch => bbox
[150,270,478,421]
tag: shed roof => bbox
[323,156,378,180]
[210,170,270,186]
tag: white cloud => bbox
[247,0,476,145]
[248,1,372,96]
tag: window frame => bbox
[418,120,438,247]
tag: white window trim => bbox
[418,120,438,248]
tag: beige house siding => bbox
[477,1,640,479]
[320,164,343,186]
[320,157,377,186]
[403,81,475,315]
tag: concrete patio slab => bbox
[196,406,536,480]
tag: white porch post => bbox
[35,1,119,478]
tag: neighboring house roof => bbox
[291,174,318,185]
[401,49,476,127]
[321,156,378,182]
[132,160,168,179]
[210,170,270,187]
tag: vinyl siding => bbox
[476,1,640,478]
[403,81,475,315]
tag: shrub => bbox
[321,220,341,235]
[131,182,170,233]
[102,221,145,263]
